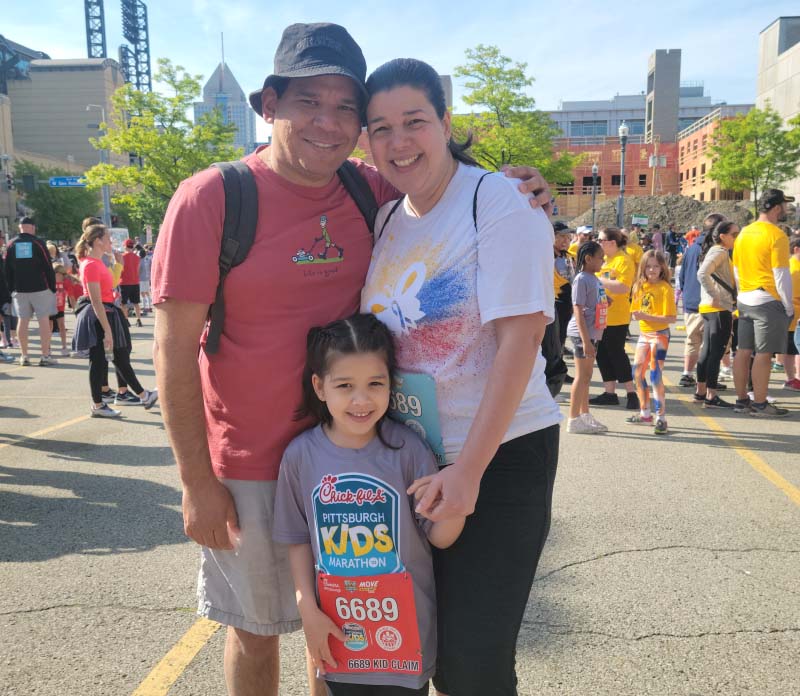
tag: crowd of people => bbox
[551,191,799,436]
[1,215,157,417]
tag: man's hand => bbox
[503,165,553,215]
[182,476,240,550]
[300,604,346,675]
[411,464,481,522]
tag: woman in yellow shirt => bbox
[787,235,800,390]
[590,227,640,410]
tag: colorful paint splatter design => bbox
[633,330,670,416]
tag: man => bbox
[732,189,794,416]
[4,217,57,366]
[568,225,592,259]
[665,223,681,268]
[138,243,153,314]
[120,239,142,327]
[152,22,552,696]
[651,223,664,254]
[678,213,726,388]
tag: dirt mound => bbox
[568,194,754,231]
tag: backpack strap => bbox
[205,160,259,355]
[337,160,379,235]
[378,198,404,239]
[472,172,492,230]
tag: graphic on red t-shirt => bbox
[291,214,344,265]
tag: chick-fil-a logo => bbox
[318,475,388,506]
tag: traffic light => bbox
[4,173,13,191]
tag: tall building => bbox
[645,49,682,143]
[757,16,800,200]
[6,58,127,169]
[194,63,256,155]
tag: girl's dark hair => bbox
[577,241,602,271]
[296,313,400,449]
[598,226,626,249]
[366,58,479,167]
[700,220,737,262]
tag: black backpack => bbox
[204,159,379,354]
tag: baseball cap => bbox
[553,221,570,233]
[20,216,35,225]
[576,225,593,235]
[124,238,135,249]
[759,188,795,212]
[248,23,367,115]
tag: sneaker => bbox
[750,402,789,417]
[71,349,90,359]
[719,367,733,379]
[583,413,608,432]
[626,413,654,425]
[141,389,159,410]
[115,390,142,405]
[567,416,600,434]
[704,395,734,409]
[693,392,706,403]
[654,417,669,435]
[734,397,754,414]
[19,355,30,366]
[136,319,143,328]
[589,392,619,406]
[91,403,122,418]
[0,350,14,363]
[678,374,696,387]
[59,348,71,357]
[100,390,116,403]
[554,393,569,404]
[771,361,784,373]
[626,392,640,410]
[747,391,777,404]
[38,355,58,366]
[783,379,800,391]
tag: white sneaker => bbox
[554,393,569,404]
[141,389,159,410]
[91,403,122,418]
[719,367,733,379]
[567,416,599,434]
[583,413,608,432]
[747,391,777,404]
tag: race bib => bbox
[389,371,445,465]
[15,242,33,259]
[317,572,422,675]
[595,287,609,330]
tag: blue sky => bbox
[6,0,799,140]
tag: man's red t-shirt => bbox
[151,149,397,481]
[121,251,140,285]
[80,257,115,303]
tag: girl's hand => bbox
[103,334,113,352]
[300,606,346,675]
[584,343,596,359]
[414,464,481,521]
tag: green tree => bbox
[709,105,800,216]
[15,160,100,241]
[84,58,242,230]
[452,45,578,182]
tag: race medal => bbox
[595,286,609,330]
[317,572,422,675]
[389,371,446,465]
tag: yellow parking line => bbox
[0,415,90,451]
[131,618,221,696]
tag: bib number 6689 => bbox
[389,391,422,417]
[334,596,399,622]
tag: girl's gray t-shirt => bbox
[273,419,438,689]
[567,271,605,342]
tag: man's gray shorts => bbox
[197,479,302,636]
[737,300,789,354]
[12,290,57,320]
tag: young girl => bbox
[566,241,609,434]
[273,313,464,696]
[51,263,70,357]
[627,250,678,434]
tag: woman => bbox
[361,58,560,696]
[695,221,739,408]
[590,227,640,409]
[72,224,158,417]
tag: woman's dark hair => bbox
[702,212,726,233]
[366,58,479,167]
[598,226,626,249]
[296,313,400,449]
[700,220,738,263]
[577,241,603,271]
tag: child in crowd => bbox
[273,313,464,695]
[627,251,678,435]
[566,241,609,434]
[50,263,71,357]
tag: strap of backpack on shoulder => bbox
[337,159,378,236]
[472,172,492,230]
[205,160,259,355]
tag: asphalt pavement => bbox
[0,313,798,696]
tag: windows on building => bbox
[611,174,621,186]
[638,174,647,187]
[678,117,699,131]
[626,120,645,135]
[570,120,608,137]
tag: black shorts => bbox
[326,682,429,696]
[433,425,560,696]
[788,331,799,356]
[120,284,140,305]
[49,311,65,320]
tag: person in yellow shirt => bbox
[627,250,677,434]
[731,189,794,416]
[784,235,800,390]
[590,227,640,410]
[568,226,593,259]
[624,228,644,270]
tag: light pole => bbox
[86,104,112,228]
[591,162,599,232]
[616,120,629,228]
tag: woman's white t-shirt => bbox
[361,163,561,464]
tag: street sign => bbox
[631,215,649,226]
[49,176,87,188]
